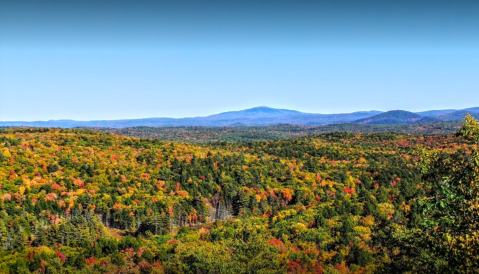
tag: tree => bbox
[0,220,8,250]
[416,114,479,272]
[233,190,248,216]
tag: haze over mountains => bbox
[1,106,479,128]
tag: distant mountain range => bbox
[354,110,439,125]
[356,108,479,125]
[1,106,479,128]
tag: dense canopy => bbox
[0,119,477,273]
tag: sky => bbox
[1,0,478,121]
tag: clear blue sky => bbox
[1,0,478,121]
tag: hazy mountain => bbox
[1,106,478,128]
[463,107,479,112]
[0,107,382,128]
[354,110,441,124]
[415,107,479,118]
[438,110,479,121]
[355,108,479,125]
[416,109,457,116]
[205,106,307,119]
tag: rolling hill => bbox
[0,107,383,128]
[354,108,479,125]
[416,109,457,116]
[1,106,478,128]
[353,110,441,124]
[437,110,479,121]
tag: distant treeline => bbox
[88,121,462,143]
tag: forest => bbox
[0,116,478,273]
[89,121,462,143]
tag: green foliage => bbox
[413,114,479,272]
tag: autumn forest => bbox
[0,115,478,273]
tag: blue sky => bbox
[1,0,478,121]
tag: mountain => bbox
[0,107,383,128]
[205,106,306,119]
[416,109,457,117]
[463,107,479,112]
[355,108,479,125]
[354,110,441,125]
[1,106,478,128]
[438,110,479,121]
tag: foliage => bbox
[90,121,462,143]
[413,114,479,272]
[0,126,466,273]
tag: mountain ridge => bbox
[1,106,478,128]
[354,110,441,125]
[353,109,479,125]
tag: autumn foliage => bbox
[0,127,469,273]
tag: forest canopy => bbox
[0,116,477,273]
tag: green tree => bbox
[416,114,479,272]
[0,220,8,250]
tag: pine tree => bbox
[12,226,27,251]
[0,220,8,250]
[233,191,248,216]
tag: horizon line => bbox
[1,105,478,123]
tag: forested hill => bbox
[0,107,382,128]
[354,110,479,125]
[91,121,462,143]
[2,106,478,128]
[0,127,471,273]
[354,110,439,124]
